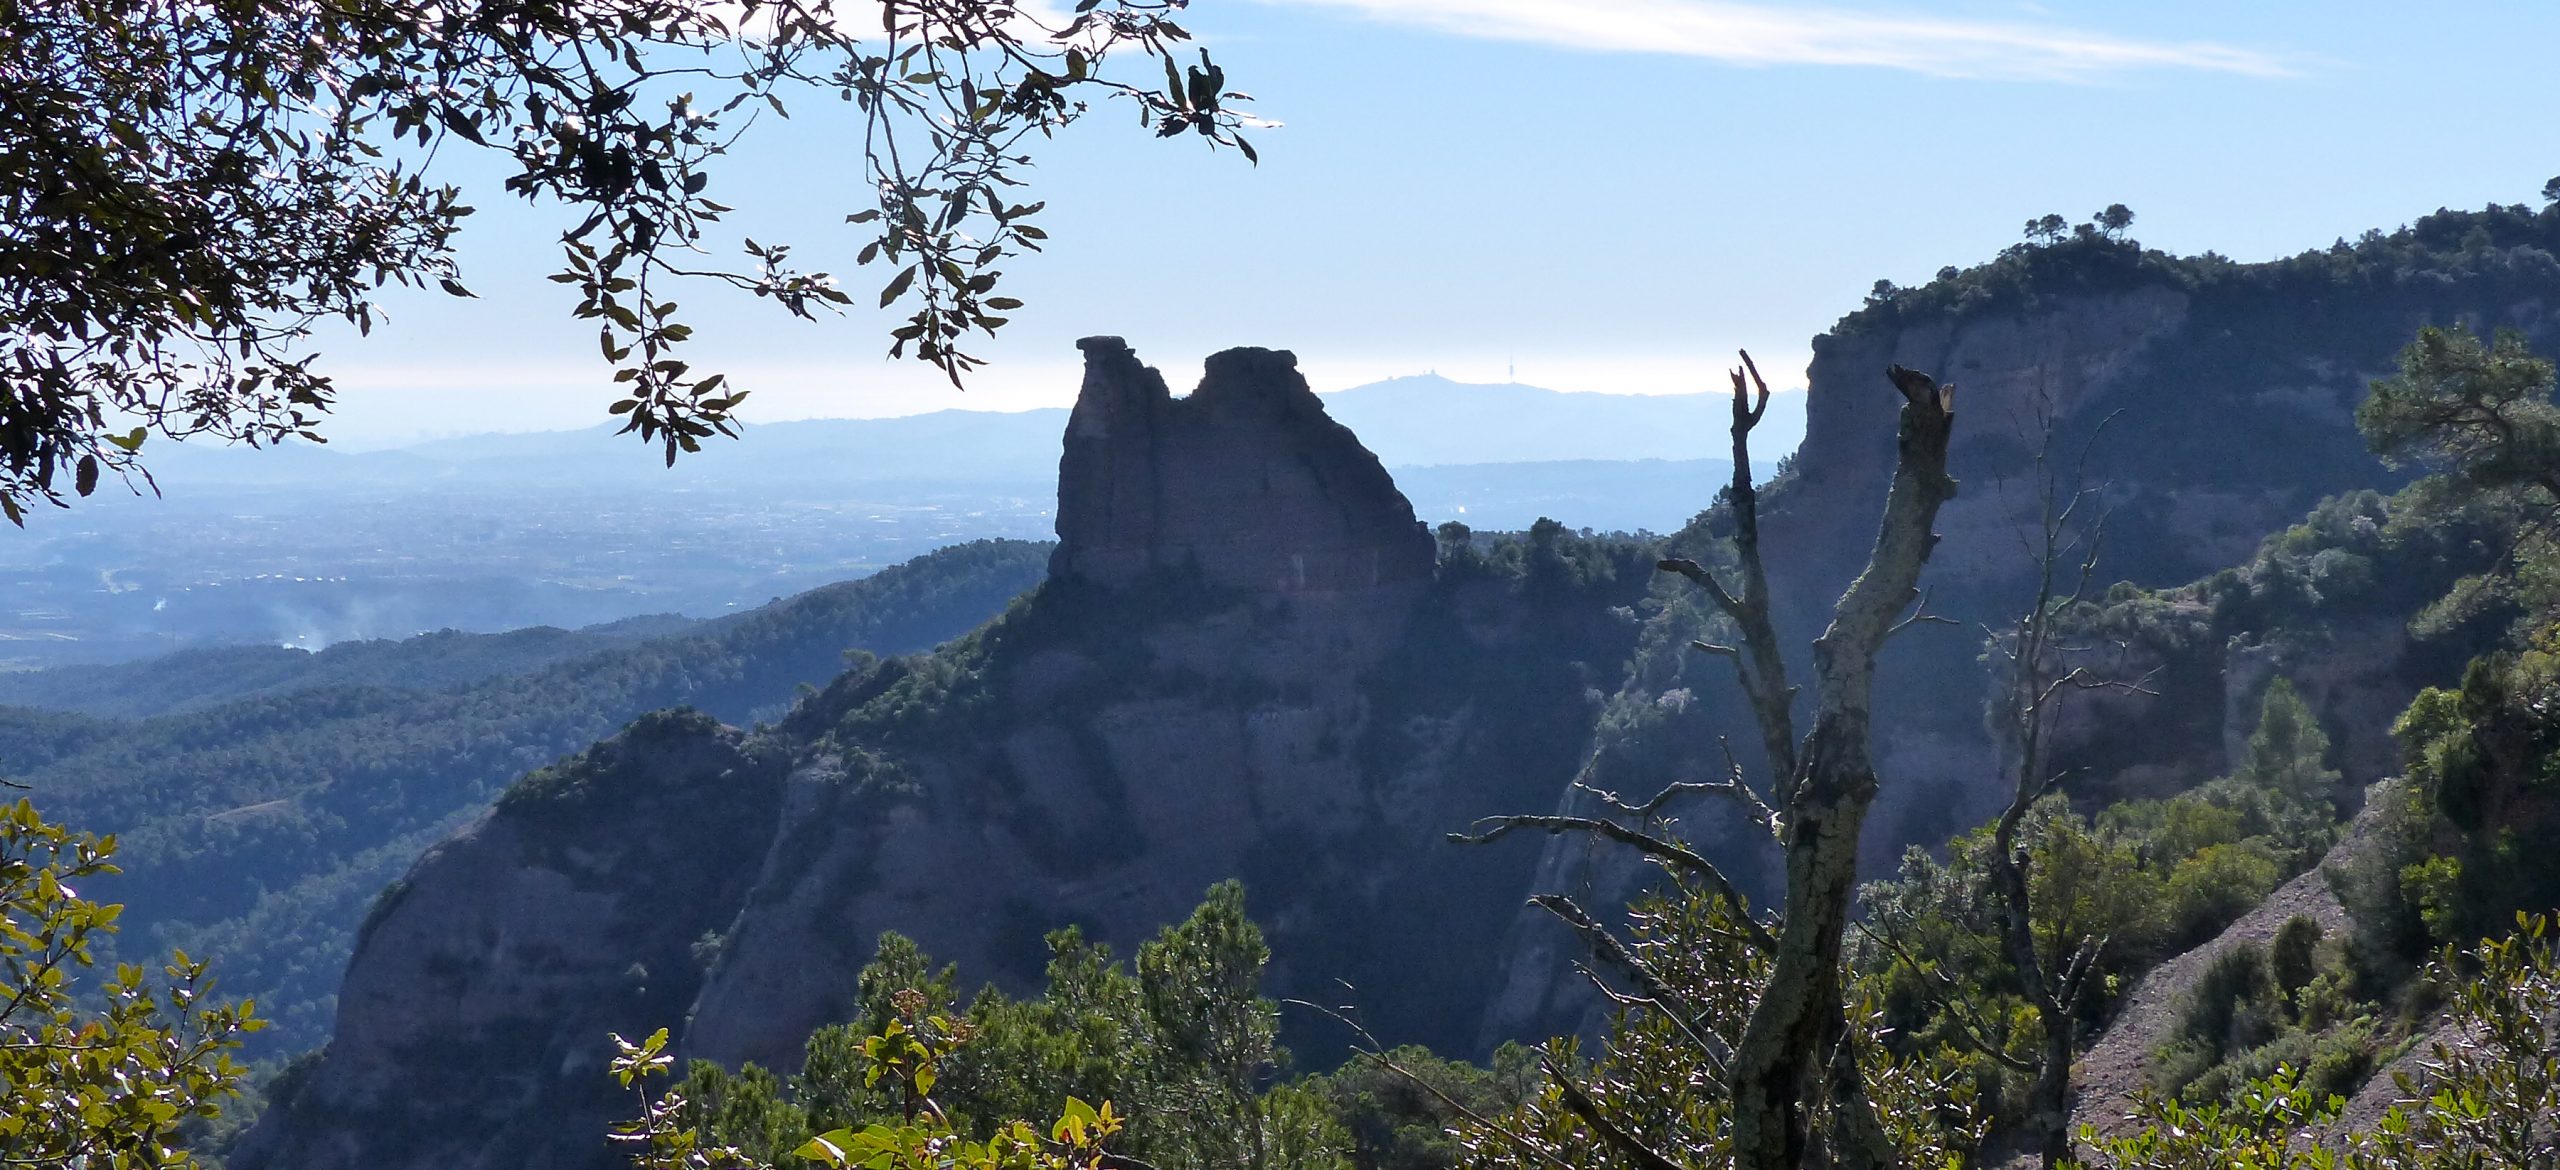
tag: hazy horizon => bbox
[269,369,1812,455]
[284,2,2560,456]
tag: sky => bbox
[310,1,2560,448]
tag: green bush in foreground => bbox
[0,798,261,1168]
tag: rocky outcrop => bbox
[681,342,1453,1069]
[1051,337,1434,593]
[235,710,785,1170]
[243,340,1653,1170]
[1483,222,2560,1043]
[1779,286,2196,596]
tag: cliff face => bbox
[244,341,1648,1170]
[1482,222,2560,1042]
[679,341,1451,1070]
[233,711,785,1170]
[1771,250,2559,843]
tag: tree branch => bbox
[1854,921,2035,1073]
[1452,815,1778,951]
[1548,1059,1686,1170]
[1529,894,1735,1080]
[1653,349,1803,790]
[1887,586,1959,641]
[1572,747,1782,841]
[1658,556,1744,617]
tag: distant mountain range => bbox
[140,373,1797,489]
[0,376,1775,669]
[1323,375,1801,468]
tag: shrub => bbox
[2270,917,2323,1002]
[2165,842,2284,948]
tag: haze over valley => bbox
[0,376,1783,670]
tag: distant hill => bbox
[1391,457,1726,532]
[5,382,1761,669]
[143,374,1791,489]
[0,614,700,720]
[1321,375,1801,467]
[0,538,1051,1053]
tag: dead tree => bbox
[1718,359,1956,1170]
[1456,352,1957,1170]
[1977,398,2149,1170]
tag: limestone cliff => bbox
[241,340,1650,1170]
[1483,212,2560,1043]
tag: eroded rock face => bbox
[244,340,1646,1170]
[234,711,784,1170]
[1052,338,1435,594]
[681,344,1453,1071]
[1480,267,2560,1045]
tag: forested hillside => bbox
[0,539,1049,1052]
[25,201,2560,1170]
[0,613,702,720]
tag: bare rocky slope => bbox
[237,339,1660,1170]
[2068,837,2354,1144]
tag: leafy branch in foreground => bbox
[1,0,1259,518]
[1,798,262,1168]
[610,1015,1136,1170]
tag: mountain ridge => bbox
[2,539,1054,1052]
[234,341,1669,1170]
[142,375,1792,487]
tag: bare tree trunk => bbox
[1725,365,1956,1170]
[1980,401,2133,1170]
[1989,831,2079,1170]
[1459,356,1956,1170]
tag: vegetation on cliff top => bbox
[1834,201,2560,345]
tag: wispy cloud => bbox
[1258,0,2295,81]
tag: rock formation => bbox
[1051,337,1435,594]
[1481,224,2560,1044]
[230,711,786,1170]
[239,340,1648,1170]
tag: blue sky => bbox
[314,1,2560,447]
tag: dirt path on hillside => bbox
[2066,865,2349,1142]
